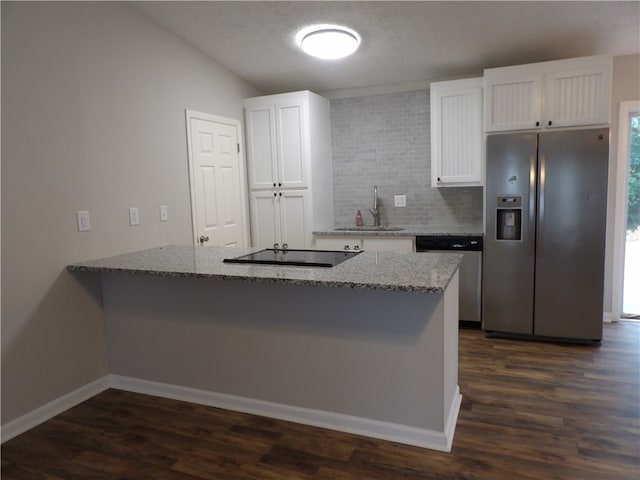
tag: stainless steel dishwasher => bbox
[416,235,483,328]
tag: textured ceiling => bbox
[130,1,640,95]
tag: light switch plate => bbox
[76,210,91,232]
[160,205,168,222]
[394,195,407,207]
[129,207,140,226]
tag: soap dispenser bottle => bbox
[355,210,364,227]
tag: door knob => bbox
[199,235,210,245]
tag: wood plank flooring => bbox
[2,322,639,479]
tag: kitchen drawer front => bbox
[361,237,414,252]
[314,235,414,253]
[314,236,362,251]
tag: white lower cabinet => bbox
[314,237,362,252]
[361,237,414,253]
[315,235,414,253]
[278,190,309,249]
[250,190,309,249]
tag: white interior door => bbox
[187,111,248,247]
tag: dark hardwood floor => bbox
[2,322,639,480]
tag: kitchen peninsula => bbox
[69,245,462,452]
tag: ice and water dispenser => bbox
[495,195,522,241]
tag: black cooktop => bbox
[223,248,361,267]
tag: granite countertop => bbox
[313,225,484,237]
[68,245,462,294]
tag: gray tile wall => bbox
[330,89,483,227]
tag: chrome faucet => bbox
[369,185,380,226]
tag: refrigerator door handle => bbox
[529,154,537,257]
[537,155,546,258]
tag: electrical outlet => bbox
[394,195,407,207]
[160,205,168,222]
[76,211,91,232]
[129,207,140,226]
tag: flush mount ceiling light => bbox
[296,24,361,60]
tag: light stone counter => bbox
[68,244,462,294]
[313,224,483,237]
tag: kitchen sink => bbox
[334,226,405,232]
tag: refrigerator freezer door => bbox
[534,128,608,341]
[483,133,538,334]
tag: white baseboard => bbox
[110,375,459,452]
[2,374,461,452]
[1,376,110,443]
[444,386,462,451]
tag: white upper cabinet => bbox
[430,77,484,187]
[276,100,307,188]
[484,55,612,132]
[244,107,278,189]
[544,63,612,129]
[245,93,308,190]
[484,70,542,132]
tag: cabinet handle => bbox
[353,245,360,251]
[273,192,277,197]
[344,245,350,250]
[535,121,540,127]
[279,192,282,197]
[279,182,282,187]
[437,177,441,182]
[273,182,276,187]
[199,235,209,245]
[548,120,552,126]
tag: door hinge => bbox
[237,143,240,153]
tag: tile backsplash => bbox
[330,89,483,227]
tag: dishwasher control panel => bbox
[415,235,483,252]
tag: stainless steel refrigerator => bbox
[482,128,609,342]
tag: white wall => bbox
[1,2,261,424]
[604,54,640,316]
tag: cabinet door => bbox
[484,68,542,132]
[361,237,414,252]
[431,78,484,187]
[278,190,309,249]
[245,106,278,190]
[314,236,362,251]
[275,99,308,189]
[249,191,280,248]
[544,63,612,128]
